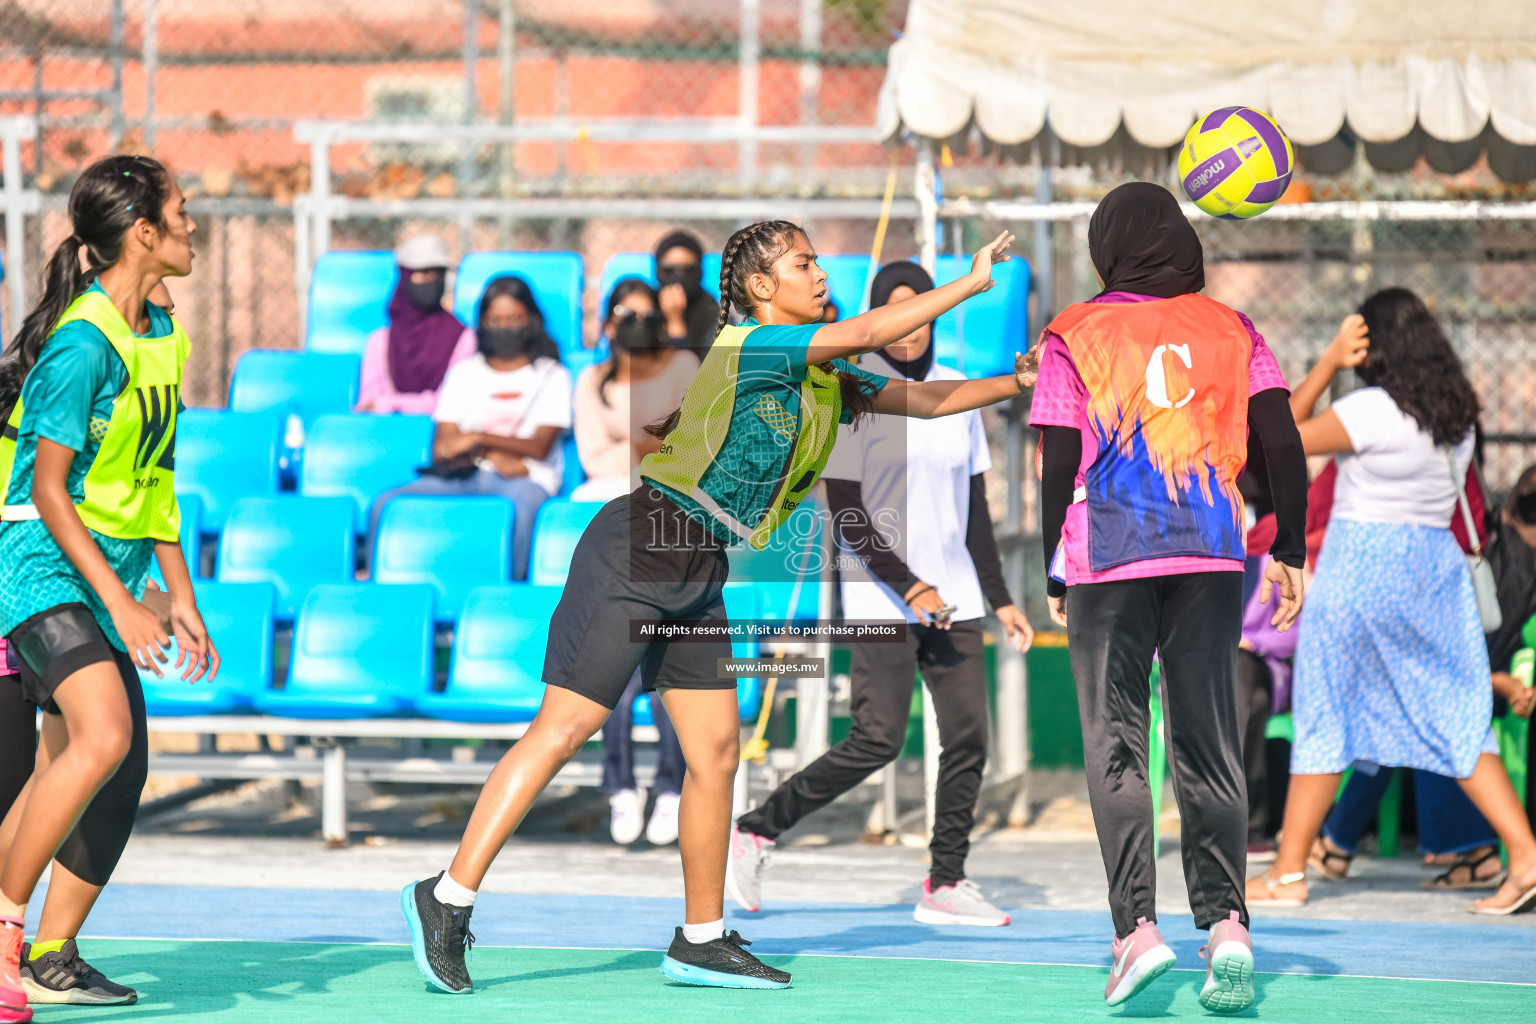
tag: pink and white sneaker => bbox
[0,916,29,1022]
[1199,910,1255,1013]
[1104,916,1176,1006]
[913,879,1011,927]
[725,825,773,912]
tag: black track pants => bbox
[737,619,988,888]
[1065,572,1249,936]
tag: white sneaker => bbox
[912,878,1012,927]
[645,792,681,845]
[609,789,646,845]
[725,824,774,912]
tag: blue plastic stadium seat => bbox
[528,499,603,586]
[931,255,1030,378]
[300,414,433,531]
[306,250,398,355]
[148,492,205,587]
[216,496,355,620]
[416,583,564,723]
[452,252,585,366]
[372,496,512,621]
[559,432,585,497]
[632,584,764,727]
[175,410,281,532]
[597,253,656,306]
[230,350,362,429]
[818,254,874,318]
[254,583,435,719]
[702,253,721,300]
[140,581,275,716]
[726,503,824,623]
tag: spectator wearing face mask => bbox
[571,279,699,504]
[356,235,476,415]
[654,230,720,362]
[369,275,570,580]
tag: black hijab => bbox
[1088,182,1204,298]
[869,261,936,381]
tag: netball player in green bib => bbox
[403,220,1029,992]
[0,156,218,1022]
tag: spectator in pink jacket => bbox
[356,234,475,415]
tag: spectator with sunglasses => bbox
[654,230,720,361]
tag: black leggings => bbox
[737,619,989,888]
[1065,572,1248,937]
[0,648,149,887]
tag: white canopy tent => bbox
[878,0,1536,181]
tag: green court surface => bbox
[29,940,1527,1023]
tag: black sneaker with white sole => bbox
[659,928,791,989]
[21,940,137,1005]
[401,874,476,994]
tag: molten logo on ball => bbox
[1178,106,1294,220]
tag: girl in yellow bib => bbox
[0,156,218,1021]
[403,220,1032,993]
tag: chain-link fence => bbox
[4,4,1536,504]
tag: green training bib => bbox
[0,289,188,542]
[639,323,842,550]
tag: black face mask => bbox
[657,262,703,300]
[480,325,538,360]
[612,308,664,352]
[406,278,446,311]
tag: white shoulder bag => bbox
[1447,448,1502,634]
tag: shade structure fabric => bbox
[877,0,1536,180]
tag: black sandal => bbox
[1308,837,1353,882]
[1424,845,1505,891]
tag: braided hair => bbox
[646,219,880,438]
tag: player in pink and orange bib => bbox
[1030,182,1308,1012]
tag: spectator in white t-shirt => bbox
[1250,287,1536,915]
[369,275,572,580]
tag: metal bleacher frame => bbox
[144,714,788,845]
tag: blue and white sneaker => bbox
[660,929,791,989]
[401,874,476,994]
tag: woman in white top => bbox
[370,275,572,580]
[571,279,699,503]
[1248,287,1536,915]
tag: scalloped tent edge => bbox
[876,0,1536,183]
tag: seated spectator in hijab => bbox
[820,297,841,324]
[370,275,570,580]
[654,230,720,361]
[357,234,476,414]
[571,278,698,503]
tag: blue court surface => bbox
[24,883,1532,1022]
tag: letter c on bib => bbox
[1145,344,1195,409]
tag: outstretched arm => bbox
[803,232,1014,364]
[871,350,1036,419]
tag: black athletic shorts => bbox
[542,486,734,709]
[8,603,132,715]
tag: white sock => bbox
[681,919,724,944]
[434,871,478,908]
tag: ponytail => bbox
[0,155,173,423]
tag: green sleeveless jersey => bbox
[640,320,888,548]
